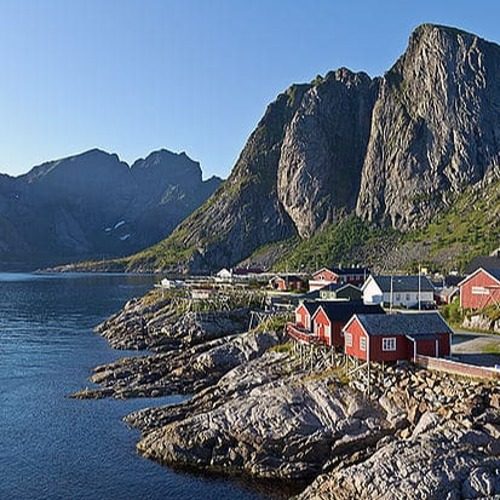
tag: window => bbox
[472,286,489,295]
[345,333,353,347]
[360,336,367,351]
[406,293,410,301]
[382,337,397,351]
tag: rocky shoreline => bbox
[74,288,500,499]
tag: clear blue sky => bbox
[0,0,498,178]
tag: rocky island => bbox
[72,287,500,499]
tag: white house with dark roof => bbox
[362,275,435,308]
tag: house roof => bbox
[465,256,500,275]
[485,267,500,281]
[368,275,435,293]
[271,274,304,282]
[299,301,321,315]
[353,312,453,337]
[314,301,384,322]
[331,267,369,276]
[319,282,361,292]
[458,267,500,287]
[313,266,369,277]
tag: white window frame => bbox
[345,332,353,347]
[471,286,489,295]
[360,336,367,351]
[382,337,397,351]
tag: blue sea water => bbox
[0,273,266,500]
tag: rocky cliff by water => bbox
[124,24,499,273]
[73,288,500,498]
[0,148,221,269]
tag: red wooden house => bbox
[312,302,384,347]
[295,301,318,331]
[458,267,500,310]
[291,301,383,346]
[269,274,306,292]
[343,312,452,363]
[309,267,370,291]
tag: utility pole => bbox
[390,275,394,314]
[418,264,421,311]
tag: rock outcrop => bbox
[299,418,500,499]
[124,24,499,273]
[357,24,500,229]
[0,148,221,269]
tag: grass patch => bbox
[273,216,395,272]
[405,179,500,272]
[269,342,294,353]
[481,342,500,355]
[256,314,292,334]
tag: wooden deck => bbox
[286,322,320,344]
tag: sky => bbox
[0,0,498,179]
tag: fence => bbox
[415,355,500,381]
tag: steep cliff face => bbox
[132,85,311,272]
[0,149,221,269]
[278,69,379,238]
[357,24,500,228]
[113,24,500,272]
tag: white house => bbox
[362,275,435,308]
[159,278,185,289]
[216,268,233,282]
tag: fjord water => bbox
[0,273,264,500]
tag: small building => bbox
[309,266,370,291]
[294,301,318,331]
[312,301,384,347]
[362,275,435,308]
[343,312,452,362]
[319,283,363,301]
[159,278,185,289]
[269,274,306,292]
[435,286,459,305]
[216,268,233,281]
[458,267,500,310]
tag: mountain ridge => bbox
[111,23,498,274]
[0,148,222,270]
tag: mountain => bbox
[77,24,500,273]
[0,148,221,269]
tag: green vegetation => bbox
[274,216,395,272]
[440,298,464,327]
[481,342,500,355]
[269,342,294,353]
[257,314,292,334]
[126,226,197,271]
[405,180,500,272]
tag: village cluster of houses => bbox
[284,256,500,366]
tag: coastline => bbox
[74,286,500,498]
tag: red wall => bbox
[344,319,451,362]
[312,269,339,282]
[344,319,368,360]
[331,322,343,348]
[295,304,310,329]
[313,308,331,345]
[460,270,500,309]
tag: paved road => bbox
[452,330,500,368]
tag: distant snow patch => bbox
[120,234,131,241]
[114,220,125,229]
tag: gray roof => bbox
[484,267,500,281]
[465,256,500,274]
[371,275,435,293]
[355,312,453,337]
